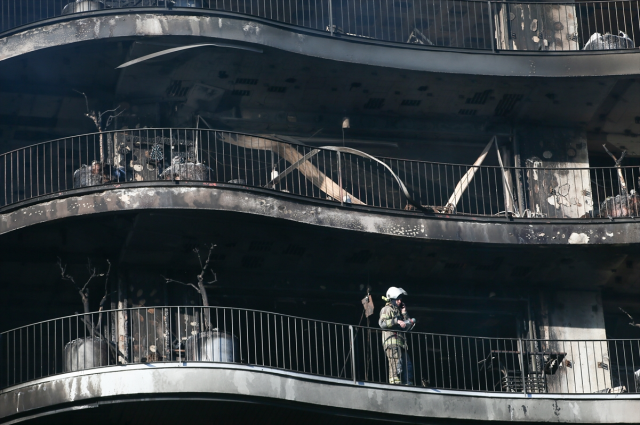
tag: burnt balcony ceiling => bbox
[0,204,536,335]
[7,398,388,425]
[1,198,639,327]
[0,31,637,153]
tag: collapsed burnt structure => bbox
[3,0,640,423]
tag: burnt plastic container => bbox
[62,0,105,14]
[64,336,110,372]
[186,330,239,363]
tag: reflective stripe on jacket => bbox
[378,302,413,348]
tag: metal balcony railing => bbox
[0,0,639,52]
[1,306,638,394]
[0,128,637,220]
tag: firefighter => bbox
[379,286,415,385]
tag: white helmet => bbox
[386,287,407,300]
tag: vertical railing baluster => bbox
[349,325,356,382]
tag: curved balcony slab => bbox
[1,183,638,246]
[1,363,639,424]
[2,11,640,77]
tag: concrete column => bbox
[122,268,177,363]
[518,127,592,218]
[504,4,579,51]
[117,275,129,364]
[539,290,612,393]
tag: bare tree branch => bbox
[57,257,114,343]
[102,259,111,306]
[72,89,90,114]
[57,257,110,316]
[619,307,640,328]
[73,89,125,130]
[195,244,216,307]
[81,258,98,291]
[73,89,125,162]
[603,144,627,166]
[197,244,216,283]
[162,275,201,293]
[100,107,122,116]
[163,243,217,311]
[103,106,125,130]
[206,271,218,285]
[96,259,112,330]
[603,144,629,193]
[57,257,77,288]
[193,247,203,270]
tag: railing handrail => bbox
[2,0,640,53]
[0,304,520,340]
[0,128,635,172]
[0,304,357,335]
[377,155,640,171]
[2,305,638,394]
[2,304,637,343]
[0,128,282,157]
[1,127,639,220]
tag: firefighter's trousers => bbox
[385,345,413,385]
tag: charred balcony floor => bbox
[3,306,640,424]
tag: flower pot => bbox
[64,336,110,372]
[186,330,239,363]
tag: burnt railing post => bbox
[349,325,356,383]
[337,152,344,206]
[519,338,527,394]
[328,0,334,36]
[177,307,182,362]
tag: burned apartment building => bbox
[2,0,640,423]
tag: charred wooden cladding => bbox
[0,128,636,220]
[1,306,636,394]
[1,0,639,52]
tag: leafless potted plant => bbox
[163,244,239,363]
[58,258,114,372]
[72,90,125,188]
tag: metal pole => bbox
[518,338,527,394]
[526,295,538,374]
[177,307,182,362]
[338,152,344,206]
[195,116,200,163]
[349,325,356,383]
[329,0,334,36]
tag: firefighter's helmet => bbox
[386,287,407,300]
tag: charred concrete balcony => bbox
[1,305,640,424]
[3,0,640,79]
[1,128,639,226]
[2,0,640,55]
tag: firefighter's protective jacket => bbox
[379,302,414,348]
